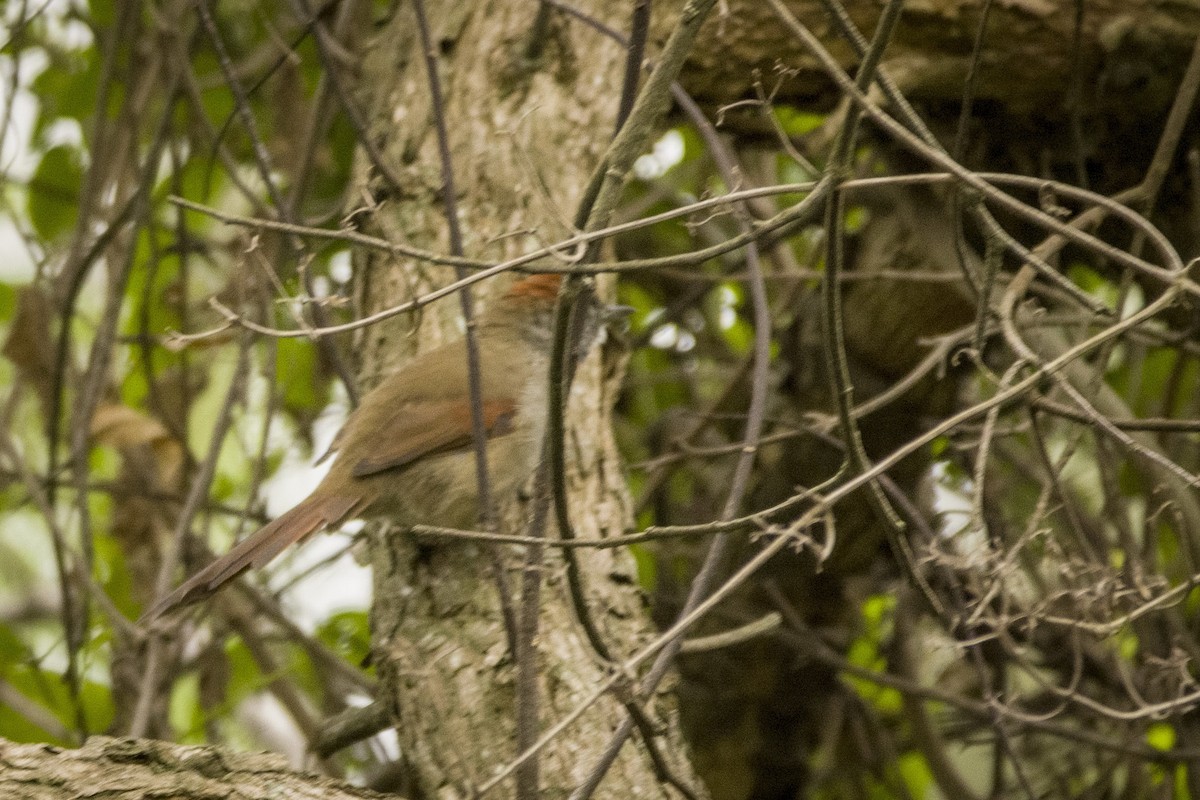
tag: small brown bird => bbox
[143,273,571,622]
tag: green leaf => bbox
[169,673,203,741]
[30,49,103,135]
[0,624,28,671]
[897,751,933,798]
[0,664,113,744]
[629,543,657,592]
[0,681,67,744]
[27,146,83,241]
[224,637,263,707]
[1147,722,1176,751]
[94,530,136,616]
[774,106,826,137]
[0,281,17,320]
[315,611,372,671]
[276,337,330,417]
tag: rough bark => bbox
[678,0,1200,113]
[0,735,385,800]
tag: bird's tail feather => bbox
[141,492,363,623]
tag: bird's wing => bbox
[350,397,517,477]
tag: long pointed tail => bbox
[141,491,363,623]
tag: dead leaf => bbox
[2,286,56,408]
[91,403,184,490]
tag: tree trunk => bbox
[349,2,701,797]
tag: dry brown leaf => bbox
[2,286,56,408]
[91,403,184,490]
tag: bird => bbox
[142,273,577,622]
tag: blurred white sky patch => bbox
[928,460,975,542]
[1,1,90,282]
[633,129,685,180]
[236,692,309,767]
[0,219,35,281]
[277,524,371,633]
[717,284,737,330]
[2,0,94,49]
[0,50,44,178]
[0,44,40,283]
[1,0,92,175]
[328,248,352,284]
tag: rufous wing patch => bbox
[351,398,518,477]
